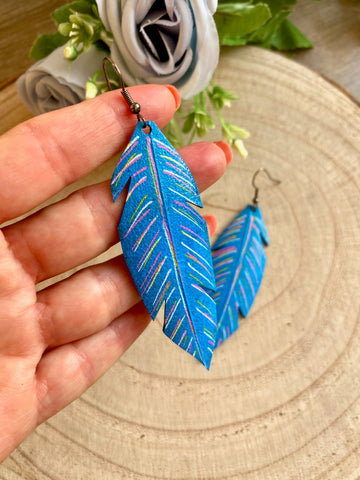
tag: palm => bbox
[0,245,39,457]
[0,86,230,461]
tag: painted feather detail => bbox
[212,205,268,346]
[111,121,217,369]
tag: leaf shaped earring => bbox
[212,168,281,346]
[103,58,217,369]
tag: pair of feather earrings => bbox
[212,168,280,347]
[103,58,280,369]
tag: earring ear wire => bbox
[212,167,281,346]
[102,57,147,127]
[252,167,281,205]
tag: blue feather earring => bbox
[103,58,217,369]
[212,168,281,346]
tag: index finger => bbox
[0,85,180,223]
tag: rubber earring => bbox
[103,58,217,369]
[212,168,281,346]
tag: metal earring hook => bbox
[102,56,126,91]
[252,167,281,205]
[102,57,147,128]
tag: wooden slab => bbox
[1,46,360,479]
[291,0,360,101]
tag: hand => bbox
[0,85,231,461]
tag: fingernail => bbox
[214,141,233,165]
[164,84,181,110]
[204,214,218,237]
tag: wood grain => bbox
[0,84,32,135]
[0,0,66,87]
[291,0,360,100]
[1,46,360,479]
[1,0,360,478]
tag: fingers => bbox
[4,142,228,283]
[0,231,40,358]
[0,85,179,223]
[5,181,119,282]
[37,257,138,349]
[204,214,218,237]
[36,209,218,351]
[35,302,150,425]
[178,140,231,188]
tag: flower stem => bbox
[188,129,197,145]
[171,115,185,147]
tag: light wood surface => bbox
[1,1,360,479]
[292,0,360,101]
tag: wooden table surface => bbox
[1,1,360,479]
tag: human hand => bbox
[0,85,231,461]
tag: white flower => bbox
[97,0,219,99]
[16,45,104,115]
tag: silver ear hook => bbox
[102,57,147,128]
[252,167,281,205]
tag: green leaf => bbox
[246,9,290,47]
[214,4,271,46]
[251,0,296,14]
[30,32,67,60]
[53,0,96,24]
[216,2,253,13]
[217,0,252,3]
[165,117,184,149]
[212,85,238,101]
[182,114,195,134]
[216,0,312,52]
[207,84,238,109]
[217,0,254,5]
[219,37,249,47]
[228,124,250,137]
[271,19,312,50]
[196,125,208,137]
